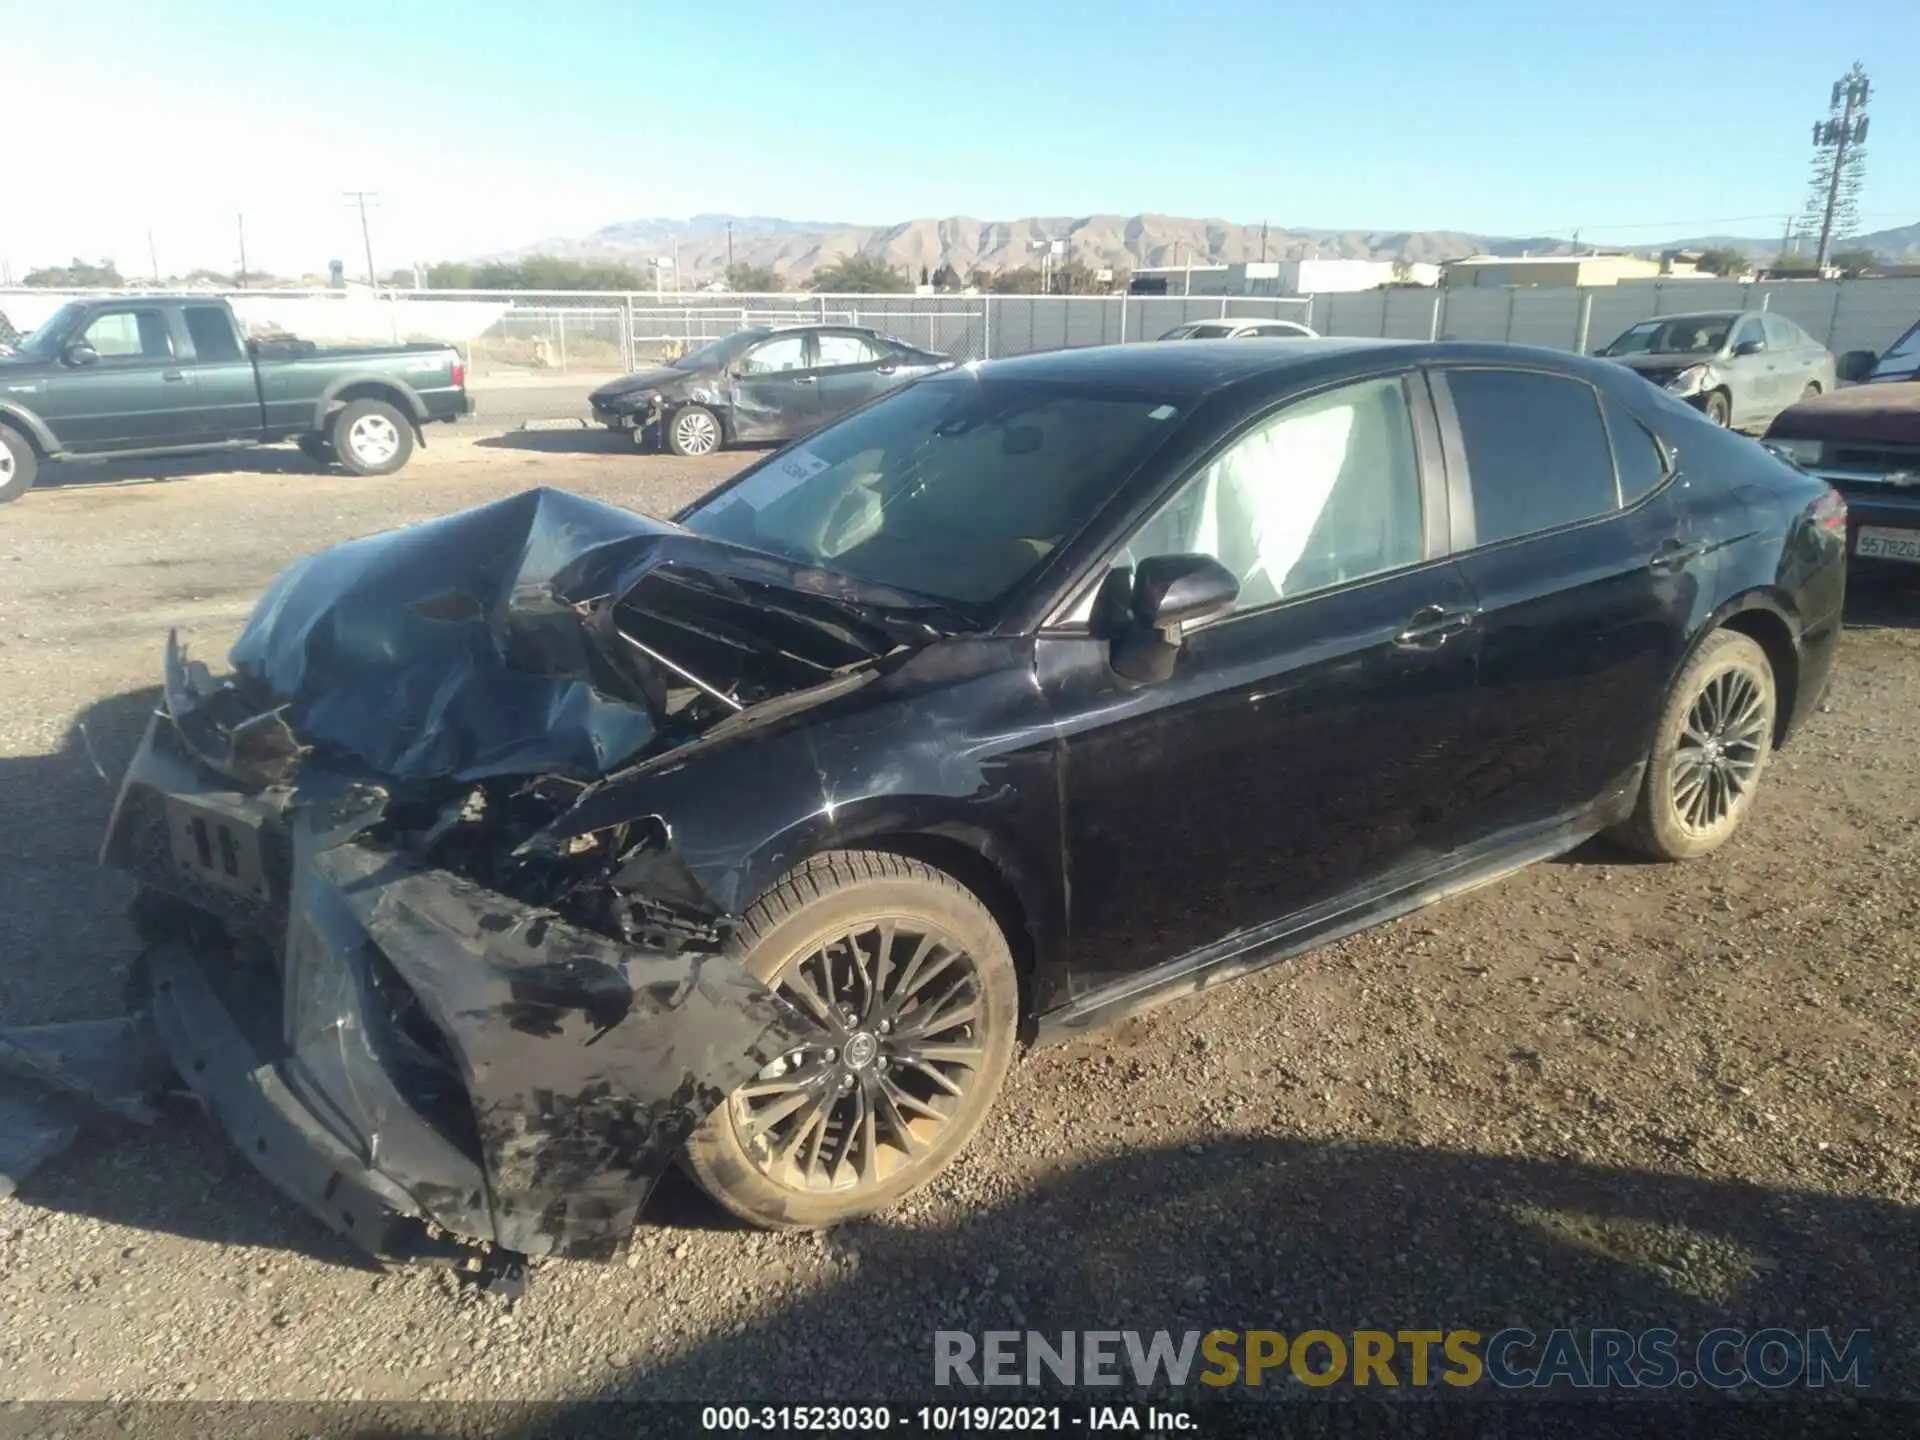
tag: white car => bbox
[1158,318,1319,341]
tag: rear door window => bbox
[183,306,244,362]
[1443,368,1620,546]
[815,332,884,368]
[1761,313,1804,352]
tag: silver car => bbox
[1595,310,1836,431]
[1158,318,1320,340]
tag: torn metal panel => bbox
[0,1018,173,1125]
[307,841,808,1256]
[0,1088,82,1199]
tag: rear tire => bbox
[664,404,723,457]
[296,434,336,466]
[1608,630,1777,861]
[329,399,414,476]
[1702,390,1732,427]
[683,851,1019,1230]
[0,424,35,503]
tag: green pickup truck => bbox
[0,295,470,502]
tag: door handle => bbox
[876,363,898,375]
[1394,604,1479,648]
[791,375,816,385]
[162,369,188,382]
[1648,540,1705,571]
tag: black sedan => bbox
[588,324,951,456]
[105,338,1846,1280]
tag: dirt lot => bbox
[1,430,1917,1405]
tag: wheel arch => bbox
[1693,592,1801,748]
[728,809,1063,1029]
[314,376,427,433]
[0,404,57,457]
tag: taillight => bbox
[1812,487,1848,532]
[451,361,466,390]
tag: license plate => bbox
[1855,526,1920,563]
[163,794,272,901]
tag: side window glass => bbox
[183,306,243,362]
[1732,316,1765,352]
[816,333,882,367]
[1605,397,1669,505]
[1118,375,1424,613]
[1446,369,1618,544]
[740,335,808,373]
[84,310,172,360]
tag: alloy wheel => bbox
[0,448,12,484]
[673,410,720,455]
[1672,668,1768,832]
[732,921,987,1194]
[347,413,401,466]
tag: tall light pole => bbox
[726,221,734,277]
[237,214,249,288]
[147,230,161,284]
[1801,66,1871,271]
[343,191,381,285]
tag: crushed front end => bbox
[103,664,807,1279]
[92,488,936,1279]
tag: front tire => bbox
[683,852,1019,1230]
[664,403,723,457]
[1609,630,1777,861]
[1702,390,1732,427]
[329,399,415,476]
[0,424,36,503]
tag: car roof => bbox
[969,338,1407,394]
[1629,311,1749,325]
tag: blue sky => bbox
[6,0,1917,275]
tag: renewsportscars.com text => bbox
[934,1327,1871,1391]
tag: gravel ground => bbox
[1,429,1917,1405]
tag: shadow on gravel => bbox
[532,1135,1916,1411]
[475,428,630,455]
[34,446,326,493]
[1844,571,1920,631]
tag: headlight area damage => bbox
[101,488,957,1290]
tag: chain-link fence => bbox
[7,281,1916,378]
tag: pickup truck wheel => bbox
[330,399,414,476]
[296,434,336,466]
[0,425,36,503]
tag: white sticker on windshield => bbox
[738,448,831,509]
[1148,404,1178,420]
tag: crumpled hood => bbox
[1766,380,1920,446]
[227,487,953,784]
[588,365,693,402]
[1605,353,1718,381]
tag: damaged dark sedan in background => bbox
[588,323,951,456]
[106,338,1846,1287]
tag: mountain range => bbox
[499,212,1920,284]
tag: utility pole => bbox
[1803,66,1871,271]
[237,214,249,288]
[147,230,161,284]
[1259,221,1269,263]
[726,221,734,276]
[343,191,381,285]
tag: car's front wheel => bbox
[664,404,724,457]
[1702,390,1732,426]
[683,851,1019,1230]
[0,424,37,503]
[1609,630,1777,861]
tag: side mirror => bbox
[1837,350,1877,383]
[1108,553,1239,683]
[1733,339,1764,357]
[63,341,100,368]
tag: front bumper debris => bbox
[104,705,811,1276]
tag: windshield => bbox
[12,302,87,359]
[1868,321,1920,382]
[1157,324,1199,340]
[680,373,1186,606]
[672,331,762,370]
[1601,317,1733,357]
